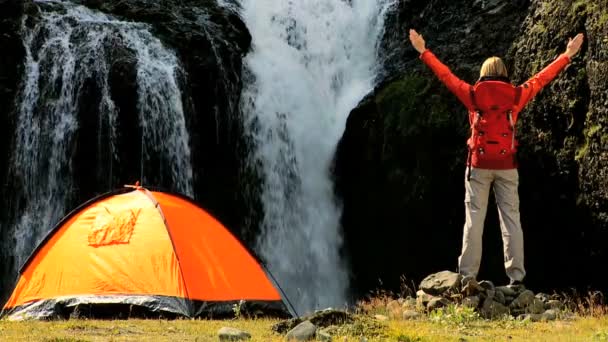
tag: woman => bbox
[408,29,584,285]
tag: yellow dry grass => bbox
[0,314,607,341]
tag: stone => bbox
[462,296,480,308]
[508,284,526,294]
[419,271,462,296]
[218,327,251,341]
[545,300,564,311]
[402,310,421,320]
[494,290,506,305]
[461,277,484,296]
[527,298,545,315]
[479,280,495,292]
[286,321,317,341]
[427,297,450,311]
[416,290,434,307]
[481,298,509,319]
[535,293,550,303]
[485,289,496,302]
[510,290,535,310]
[496,286,516,297]
[542,309,558,321]
[272,310,353,334]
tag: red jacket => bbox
[419,49,571,169]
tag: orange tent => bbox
[2,186,293,320]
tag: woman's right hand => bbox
[565,33,584,58]
[409,29,427,54]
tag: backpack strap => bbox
[469,85,482,127]
[469,86,479,113]
[467,86,478,182]
[466,147,473,182]
[513,86,522,107]
[506,86,523,150]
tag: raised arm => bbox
[409,29,474,110]
[515,33,584,112]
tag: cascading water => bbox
[8,1,193,273]
[239,0,395,314]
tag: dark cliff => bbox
[0,0,253,299]
[0,0,28,298]
[335,0,608,296]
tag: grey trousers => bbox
[458,168,526,282]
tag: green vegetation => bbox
[576,123,602,161]
[428,304,482,326]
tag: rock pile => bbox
[414,270,568,321]
[272,309,354,341]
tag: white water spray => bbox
[10,1,193,271]
[239,0,395,314]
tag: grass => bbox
[387,316,608,342]
[1,289,607,341]
[2,315,608,341]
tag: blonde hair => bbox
[480,57,508,78]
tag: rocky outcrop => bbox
[273,309,386,341]
[335,0,608,297]
[0,0,253,299]
[75,0,253,236]
[411,271,572,321]
[508,0,608,290]
[0,0,26,200]
[0,0,29,305]
[218,327,252,341]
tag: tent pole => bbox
[262,263,299,319]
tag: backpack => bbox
[466,80,522,180]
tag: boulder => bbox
[419,271,462,296]
[218,327,251,341]
[481,298,509,319]
[510,290,535,310]
[285,321,317,341]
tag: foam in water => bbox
[239,0,395,314]
[9,1,193,272]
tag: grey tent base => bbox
[2,294,291,320]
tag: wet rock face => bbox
[336,0,608,297]
[0,0,26,186]
[76,0,254,236]
[378,0,531,82]
[0,0,253,300]
[508,0,608,289]
[0,0,28,304]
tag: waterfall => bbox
[239,0,395,314]
[8,1,193,273]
